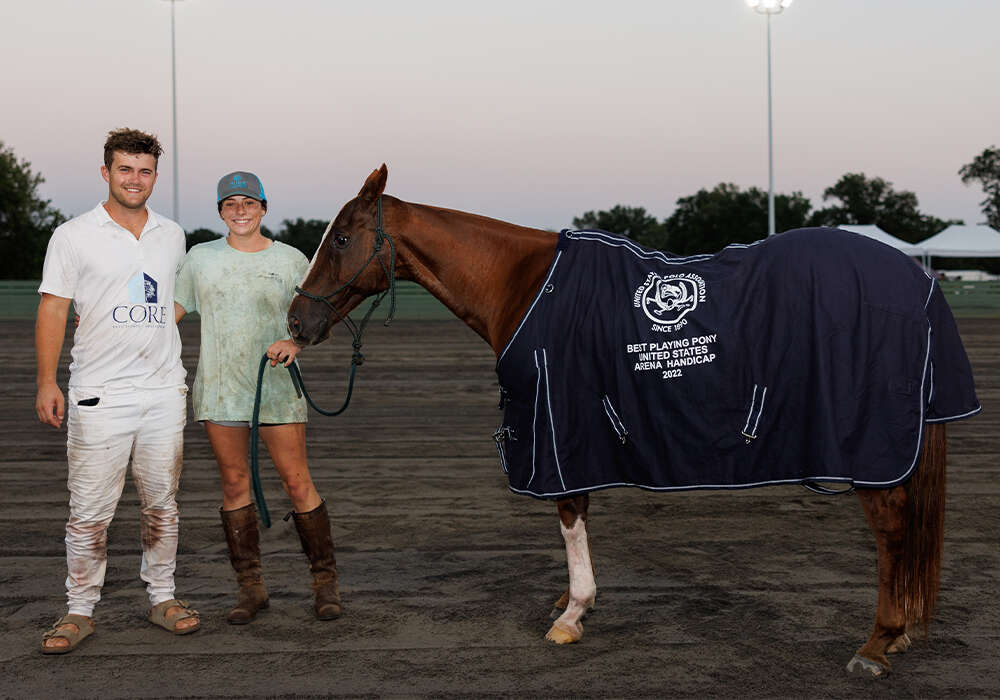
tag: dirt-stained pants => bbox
[64,385,187,617]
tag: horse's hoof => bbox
[545,621,582,644]
[846,654,890,678]
[887,632,911,654]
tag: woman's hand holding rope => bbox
[266,339,302,367]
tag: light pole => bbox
[163,0,183,224]
[746,0,793,236]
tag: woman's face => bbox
[219,195,265,236]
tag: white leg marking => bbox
[552,517,596,638]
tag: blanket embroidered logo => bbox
[633,272,706,332]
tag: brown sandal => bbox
[41,614,94,654]
[148,599,200,635]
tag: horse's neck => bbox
[388,198,559,355]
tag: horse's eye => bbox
[334,234,350,249]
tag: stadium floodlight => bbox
[162,0,184,225]
[747,0,795,11]
[746,0,794,235]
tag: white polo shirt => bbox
[39,203,186,389]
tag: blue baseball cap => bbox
[217,171,266,202]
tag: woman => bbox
[174,171,340,624]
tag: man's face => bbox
[219,195,265,236]
[101,151,158,211]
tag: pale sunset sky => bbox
[2,0,997,235]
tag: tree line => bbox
[2,139,999,279]
[574,170,996,255]
[573,161,1000,273]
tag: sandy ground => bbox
[0,317,997,699]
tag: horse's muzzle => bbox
[286,301,332,347]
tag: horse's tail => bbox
[899,422,947,633]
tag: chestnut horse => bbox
[287,165,953,677]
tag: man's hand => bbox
[266,339,302,367]
[36,381,65,428]
[35,293,71,428]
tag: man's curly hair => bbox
[103,128,164,170]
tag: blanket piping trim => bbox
[920,277,983,423]
[925,405,982,423]
[565,229,761,266]
[923,278,936,309]
[497,250,563,366]
[601,395,628,443]
[539,348,568,491]
[741,384,768,442]
[527,350,542,488]
[889,323,933,487]
[928,357,935,406]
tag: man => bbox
[35,128,199,654]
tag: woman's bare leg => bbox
[259,423,321,513]
[204,423,252,511]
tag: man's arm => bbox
[35,293,72,428]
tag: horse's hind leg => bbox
[851,485,909,677]
[546,494,596,644]
[849,423,946,678]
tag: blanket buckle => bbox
[493,426,516,444]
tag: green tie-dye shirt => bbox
[175,237,309,423]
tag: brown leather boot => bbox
[220,503,269,625]
[292,500,342,620]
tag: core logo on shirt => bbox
[112,272,168,326]
[633,272,706,333]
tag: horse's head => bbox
[287,164,391,346]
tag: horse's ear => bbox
[358,164,388,206]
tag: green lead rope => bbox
[249,355,276,528]
[249,353,361,528]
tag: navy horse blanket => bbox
[493,227,980,500]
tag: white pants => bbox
[64,384,187,617]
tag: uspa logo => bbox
[127,272,158,303]
[113,272,167,325]
[633,272,706,332]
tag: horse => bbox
[286,165,980,678]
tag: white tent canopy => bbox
[918,225,1000,257]
[837,224,926,256]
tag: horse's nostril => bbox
[288,314,300,329]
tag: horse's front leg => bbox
[546,494,596,644]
